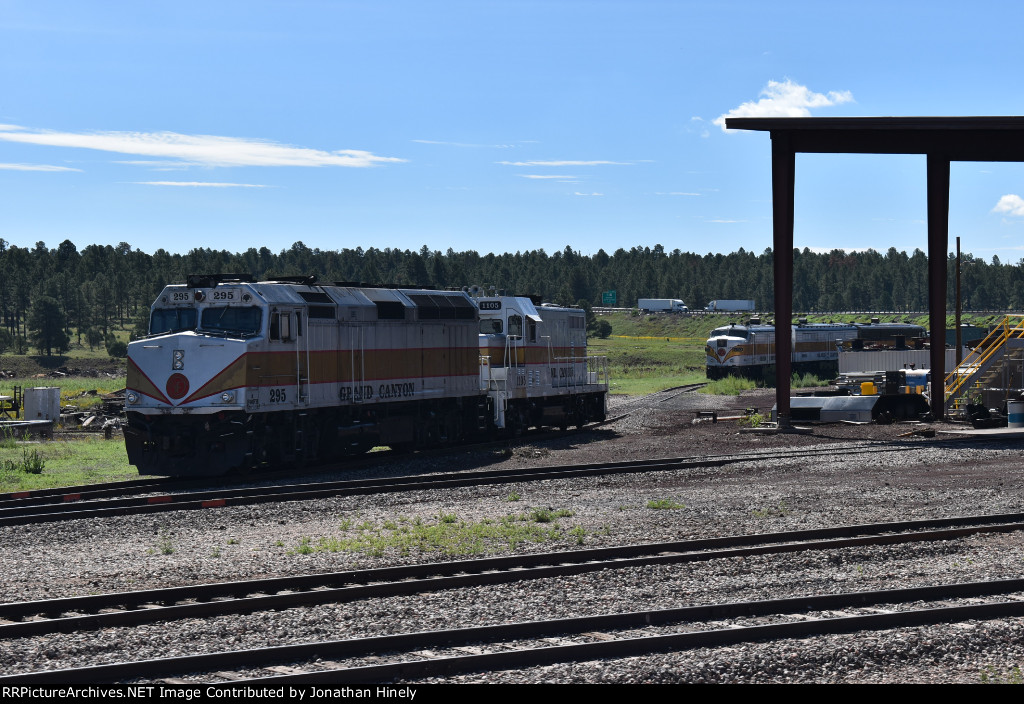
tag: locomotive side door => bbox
[296,310,309,405]
[343,323,366,403]
[506,310,526,391]
[267,309,304,409]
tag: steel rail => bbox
[0,442,928,526]
[2,511,1023,640]
[5,578,1024,683]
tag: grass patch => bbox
[529,507,573,523]
[646,498,685,510]
[981,665,1024,684]
[297,509,581,557]
[0,447,45,475]
[701,376,760,395]
[587,313,717,395]
[0,436,134,492]
[752,501,791,519]
[791,372,830,388]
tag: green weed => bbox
[295,511,581,558]
[646,498,685,510]
[737,412,766,428]
[0,447,45,475]
[701,376,760,396]
[157,531,174,555]
[752,501,791,519]
[981,665,1024,684]
[569,526,587,545]
[506,491,521,502]
[529,508,574,523]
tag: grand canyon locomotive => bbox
[125,276,608,476]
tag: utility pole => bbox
[956,236,962,367]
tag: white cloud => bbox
[499,160,627,166]
[0,126,406,168]
[992,194,1024,217]
[0,163,80,171]
[520,174,577,179]
[135,181,271,188]
[574,192,603,196]
[713,79,854,132]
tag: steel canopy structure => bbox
[725,116,1024,423]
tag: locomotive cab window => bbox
[270,312,296,341]
[199,306,261,337]
[150,308,197,335]
[508,314,523,338]
[480,319,503,335]
[528,319,537,343]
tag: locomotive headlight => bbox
[126,391,139,404]
[220,391,235,403]
[172,349,184,370]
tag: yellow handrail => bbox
[945,316,1024,402]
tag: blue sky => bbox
[3,0,1024,262]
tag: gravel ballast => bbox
[2,388,1023,684]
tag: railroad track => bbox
[0,441,929,526]
[7,580,1024,684]
[2,510,1024,683]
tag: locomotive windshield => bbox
[710,326,748,339]
[150,308,198,335]
[199,306,262,337]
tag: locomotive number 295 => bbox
[269,388,287,403]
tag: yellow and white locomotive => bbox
[125,275,607,476]
[705,319,926,380]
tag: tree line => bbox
[1,238,1021,356]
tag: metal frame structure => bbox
[726,116,1024,424]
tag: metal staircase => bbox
[944,316,1024,415]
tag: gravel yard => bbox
[3,388,1024,684]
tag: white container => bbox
[1009,400,1024,429]
[24,387,60,421]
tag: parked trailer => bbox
[637,298,687,313]
[705,299,755,312]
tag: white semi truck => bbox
[705,299,756,312]
[637,298,688,313]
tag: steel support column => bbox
[771,133,795,427]
[926,154,950,418]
